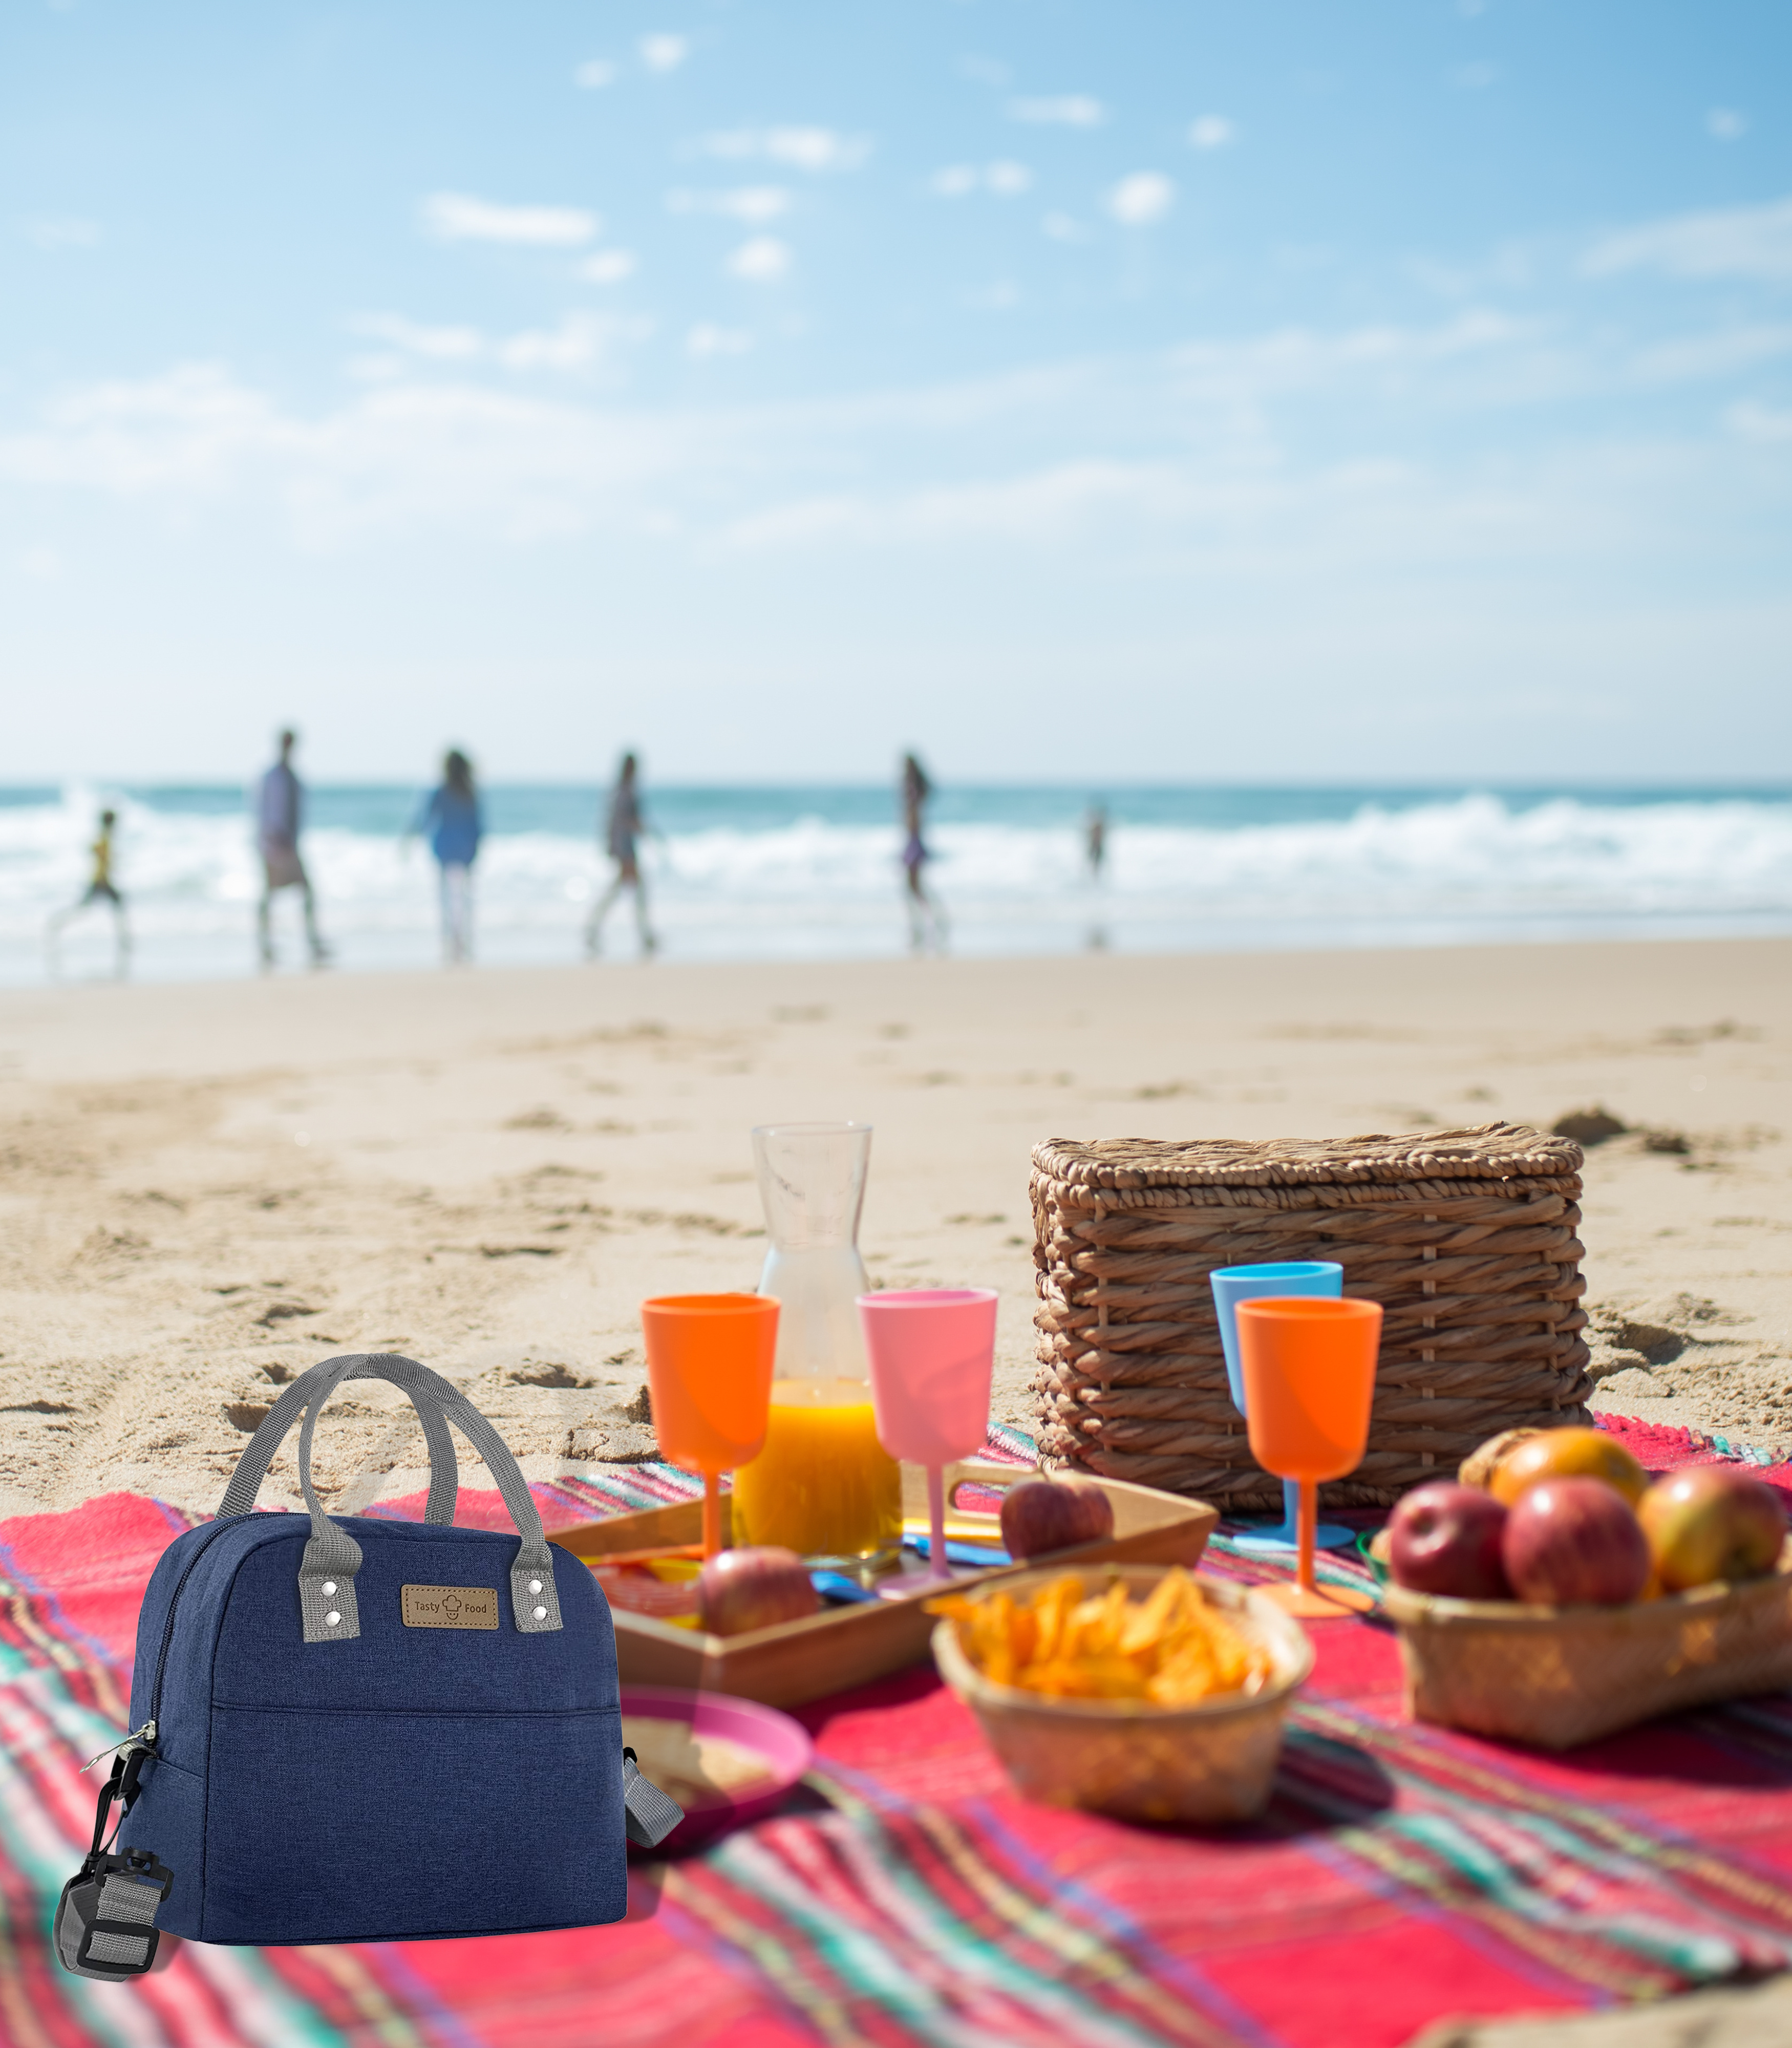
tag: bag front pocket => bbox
[204,1704,626,1945]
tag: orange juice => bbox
[731,1378,902,1561]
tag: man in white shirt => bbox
[256,730,329,968]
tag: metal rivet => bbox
[529,1579,542,1594]
[533,1606,548,1620]
[326,1611,342,1627]
[323,1581,337,1596]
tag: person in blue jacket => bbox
[411,750,483,964]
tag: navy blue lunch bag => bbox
[56,1353,680,1978]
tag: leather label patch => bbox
[401,1584,499,1630]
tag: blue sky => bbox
[3,1,1789,783]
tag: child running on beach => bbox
[411,750,484,964]
[46,808,130,972]
[586,753,658,959]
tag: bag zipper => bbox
[143,1516,247,1741]
[80,1721,157,1774]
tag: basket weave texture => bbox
[1384,1561,1792,1749]
[1031,1124,1591,1510]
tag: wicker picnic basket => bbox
[1383,1558,1792,1748]
[1031,1124,1591,1511]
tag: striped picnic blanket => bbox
[6,1421,1792,2048]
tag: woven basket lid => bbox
[1031,1122,1581,1192]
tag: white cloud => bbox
[639,33,688,73]
[1728,400,1792,443]
[1188,116,1235,151]
[19,546,64,580]
[579,249,638,285]
[687,324,751,359]
[1630,324,1792,386]
[1010,95,1105,128]
[703,127,869,172]
[931,162,1031,198]
[1452,61,1498,90]
[355,315,484,361]
[351,311,645,374]
[3,306,1768,566]
[1708,108,1748,142]
[495,314,626,372]
[27,217,101,249]
[1109,173,1175,226]
[1584,195,1792,283]
[575,59,615,88]
[422,192,598,247]
[1043,212,1086,243]
[669,186,791,223]
[728,236,792,283]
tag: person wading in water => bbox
[586,752,658,958]
[255,730,330,969]
[900,752,946,953]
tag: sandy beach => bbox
[0,936,1786,1522]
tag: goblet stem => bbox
[926,1465,949,1581]
[1297,1478,1317,1594]
[702,1472,723,1560]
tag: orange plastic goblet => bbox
[1237,1296,1382,1617]
[640,1293,780,1558]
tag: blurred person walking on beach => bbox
[900,752,947,952]
[411,749,484,965]
[255,730,329,970]
[1085,802,1108,883]
[46,807,130,973]
[586,752,657,958]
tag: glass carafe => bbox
[731,1121,903,1567]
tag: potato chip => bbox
[931,1568,1272,1707]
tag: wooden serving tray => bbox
[550,1460,1219,1709]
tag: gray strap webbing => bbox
[623,1754,685,1849]
[56,1871,161,1975]
[221,1360,460,1526]
[218,1353,563,1644]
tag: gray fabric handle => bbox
[221,1360,460,1526]
[218,1353,563,1645]
[623,1752,685,1850]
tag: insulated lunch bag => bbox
[57,1353,680,1977]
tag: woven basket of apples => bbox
[1377,1427,1792,1749]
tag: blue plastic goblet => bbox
[1210,1261,1354,1553]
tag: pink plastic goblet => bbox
[858,1288,998,1581]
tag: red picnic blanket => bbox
[5,1426,1792,2048]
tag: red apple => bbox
[1501,1478,1651,1606]
[1388,1482,1511,1599]
[999,1476,1115,1560]
[1638,1467,1789,1591]
[697,1546,818,1636]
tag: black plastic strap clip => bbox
[55,1745,173,1978]
[55,1848,173,1979]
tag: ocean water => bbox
[4,783,1790,985]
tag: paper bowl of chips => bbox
[930,1565,1313,1824]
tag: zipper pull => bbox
[80,1720,157,1774]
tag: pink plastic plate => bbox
[620,1684,814,1850]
